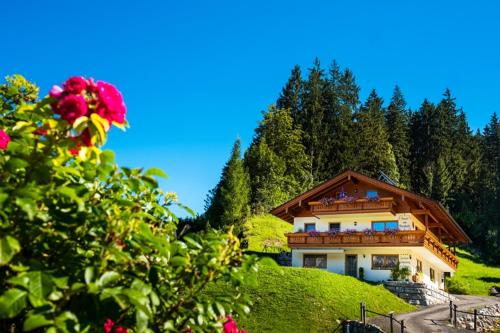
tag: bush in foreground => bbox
[0,75,255,332]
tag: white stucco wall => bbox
[291,247,449,289]
[293,212,417,233]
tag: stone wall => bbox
[456,303,500,332]
[383,281,457,306]
[342,320,384,333]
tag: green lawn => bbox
[211,260,415,333]
[244,214,292,253]
[446,249,500,295]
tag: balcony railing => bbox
[287,230,458,270]
[309,197,395,215]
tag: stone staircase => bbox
[383,281,457,306]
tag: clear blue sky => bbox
[2,1,499,215]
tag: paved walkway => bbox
[368,295,499,333]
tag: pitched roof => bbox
[270,170,471,244]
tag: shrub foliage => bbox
[0,75,255,332]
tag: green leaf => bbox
[214,302,226,317]
[84,267,94,284]
[144,167,168,179]
[15,197,37,220]
[54,311,79,332]
[171,256,188,267]
[23,313,54,331]
[0,192,9,206]
[100,150,115,164]
[0,235,21,266]
[98,271,120,287]
[7,274,29,289]
[26,271,54,307]
[135,310,148,333]
[51,276,69,289]
[6,157,29,172]
[57,187,84,211]
[122,289,152,317]
[183,236,202,250]
[0,288,27,319]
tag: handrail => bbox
[287,230,459,269]
[361,302,405,333]
[308,197,395,214]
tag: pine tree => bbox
[301,58,328,181]
[244,107,312,212]
[277,65,303,122]
[385,86,411,188]
[204,139,250,235]
[322,62,356,178]
[354,89,399,181]
[410,99,438,196]
[332,68,359,173]
[244,138,288,213]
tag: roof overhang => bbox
[270,170,471,244]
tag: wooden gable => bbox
[270,170,471,244]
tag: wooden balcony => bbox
[309,197,395,215]
[287,230,458,270]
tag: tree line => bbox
[203,59,500,263]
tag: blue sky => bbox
[2,1,499,215]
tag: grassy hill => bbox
[237,215,498,331]
[210,261,415,333]
[446,249,500,295]
[245,214,292,253]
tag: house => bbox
[270,170,471,290]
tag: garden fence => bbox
[360,302,406,333]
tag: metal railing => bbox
[449,300,500,331]
[360,302,406,333]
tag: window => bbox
[372,255,399,270]
[416,259,423,273]
[372,221,399,231]
[430,268,435,282]
[303,254,327,269]
[366,190,378,199]
[329,223,340,232]
[305,223,316,232]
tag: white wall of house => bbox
[292,212,419,233]
[291,247,450,290]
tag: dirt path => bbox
[368,295,499,333]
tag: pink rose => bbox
[103,319,114,333]
[56,95,88,124]
[0,130,10,150]
[96,81,126,124]
[115,327,128,333]
[63,76,87,94]
[49,85,63,99]
[223,315,238,333]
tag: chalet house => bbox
[270,170,471,290]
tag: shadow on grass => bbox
[456,251,483,263]
[478,276,500,284]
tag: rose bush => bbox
[0,75,255,332]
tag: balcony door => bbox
[345,254,358,277]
